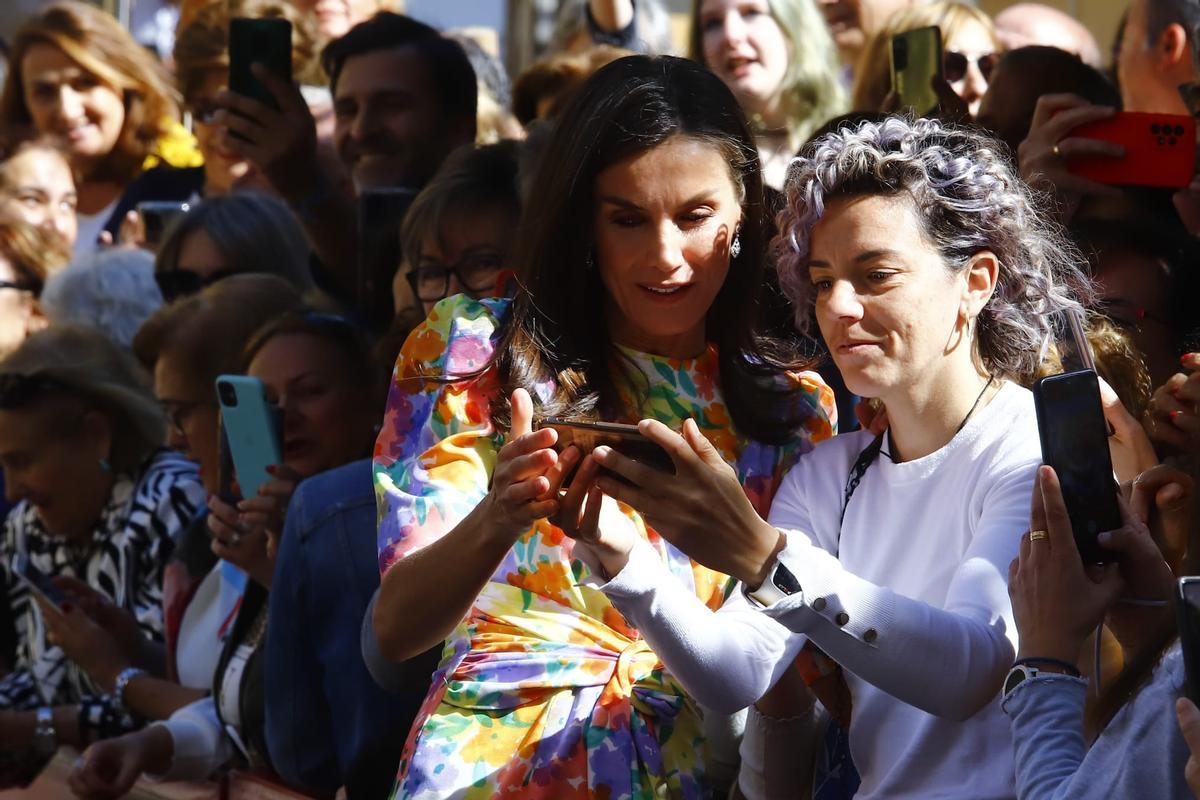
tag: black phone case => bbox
[1178,578,1200,705]
[1032,370,1122,563]
[229,18,292,110]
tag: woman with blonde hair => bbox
[850,1,1001,119]
[689,0,846,189]
[0,1,200,254]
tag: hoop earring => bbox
[730,233,742,260]
[584,248,595,271]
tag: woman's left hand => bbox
[1098,376,1159,484]
[34,594,129,691]
[235,464,303,560]
[1100,482,1176,654]
[1009,466,1123,666]
[593,418,782,587]
[549,454,640,580]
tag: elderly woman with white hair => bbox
[0,326,203,786]
[41,247,162,349]
[552,116,1091,798]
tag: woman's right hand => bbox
[207,494,274,586]
[482,389,576,541]
[1017,94,1123,222]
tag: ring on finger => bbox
[1029,529,1049,542]
[1051,143,1062,159]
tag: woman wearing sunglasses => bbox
[152,193,315,303]
[851,1,1001,120]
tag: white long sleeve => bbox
[600,381,1040,800]
[146,697,235,783]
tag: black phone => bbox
[1032,369,1122,564]
[890,25,943,116]
[541,418,675,487]
[228,17,292,110]
[12,554,66,611]
[358,187,417,333]
[137,200,190,247]
[1177,577,1200,704]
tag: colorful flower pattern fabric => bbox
[374,295,835,799]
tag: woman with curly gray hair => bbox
[556,116,1092,798]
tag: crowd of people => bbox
[0,0,1198,798]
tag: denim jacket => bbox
[264,459,430,797]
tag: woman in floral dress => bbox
[372,55,835,799]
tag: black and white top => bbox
[0,449,203,784]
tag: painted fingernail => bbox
[1097,531,1113,544]
[1171,410,1184,419]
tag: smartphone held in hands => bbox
[215,375,283,501]
[1067,112,1196,189]
[890,26,943,116]
[228,17,292,109]
[1178,578,1200,704]
[12,554,67,611]
[1032,369,1122,564]
[541,418,674,486]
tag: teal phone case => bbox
[215,375,282,501]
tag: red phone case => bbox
[1067,112,1195,189]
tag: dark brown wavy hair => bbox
[492,55,817,444]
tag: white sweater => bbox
[597,381,1040,800]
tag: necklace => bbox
[956,374,996,434]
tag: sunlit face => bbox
[296,0,381,40]
[944,20,997,119]
[818,0,915,64]
[247,332,376,479]
[174,229,228,281]
[20,43,126,169]
[333,47,455,191]
[408,205,513,314]
[698,0,790,115]
[189,70,251,195]
[593,135,743,358]
[808,193,967,399]
[0,400,113,539]
[0,147,78,246]
[0,255,40,357]
[1117,0,1189,113]
[154,358,219,494]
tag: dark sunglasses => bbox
[943,50,998,83]
[155,268,241,303]
[0,373,65,409]
[0,280,39,294]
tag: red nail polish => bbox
[1171,410,1183,419]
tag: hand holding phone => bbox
[228,18,292,110]
[215,376,283,501]
[541,418,675,487]
[12,554,66,611]
[1033,369,1122,563]
[1067,112,1196,189]
[137,201,191,247]
[1178,577,1200,704]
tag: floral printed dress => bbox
[374,295,835,799]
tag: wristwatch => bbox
[31,706,56,757]
[745,559,802,608]
[1003,660,1079,697]
[113,667,147,716]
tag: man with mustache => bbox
[214,12,477,304]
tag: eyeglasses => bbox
[160,399,213,437]
[405,252,503,303]
[0,373,64,409]
[943,51,998,83]
[0,280,38,294]
[155,268,240,303]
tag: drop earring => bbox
[730,233,742,260]
[584,248,595,271]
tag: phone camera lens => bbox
[1158,136,1167,145]
[1152,123,1162,134]
[1177,125,1186,136]
[1170,137,1179,146]
[217,381,238,407]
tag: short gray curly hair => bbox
[774,116,1092,383]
